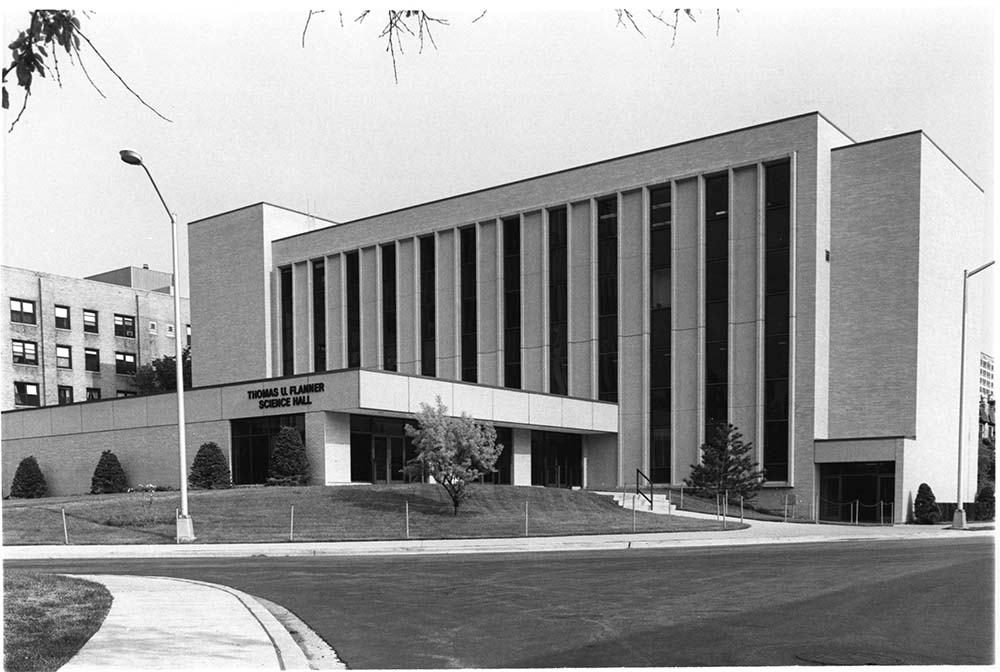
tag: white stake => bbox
[62,508,68,545]
[525,500,529,537]
[406,500,410,540]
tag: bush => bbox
[913,482,942,524]
[974,483,994,521]
[267,426,310,486]
[189,442,232,489]
[90,450,128,494]
[10,455,48,499]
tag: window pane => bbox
[651,268,671,310]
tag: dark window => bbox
[460,227,477,383]
[14,381,39,406]
[231,414,306,485]
[186,324,191,347]
[86,387,101,401]
[280,266,294,375]
[115,351,136,375]
[58,385,73,405]
[117,389,137,398]
[85,348,100,372]
[345,252,361,368]
[502,217,521,389]
[312,259,326,372]
[56,345,72,369]
[704,173,729,440]
[10,298,35,325]
[763,161,791,481]
[597,197,617,402]
[649,184,672,483]
[12,340,37,365]
[113,314,135,338]
[382,244,397,372]
[419,236,436,376]
[548,207,568,395]
[54,305,71,329]
[83,309,98,333]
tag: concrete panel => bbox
[49,405,82,436]
[146,393,178,426]
[673,327,700,413]
[619,412,645,480]
[730,321,758,435]
[568,341,594,400]
[522,346,544,392]
[112,397,148,429]
[358,370,409,412]
[396,239,417,375]
[674,178,700,332]
[569,200,594,398]
[304,411,328,485]
[2,411,25,440]
[185,388,223,424]
[408,376,454,413]
[731,165,759,326]
[478,220,500,386]
[528,394,562,427]
[479,352,499,386]
[492,388,531,425]
[326,254,345,370]
[436,230,458,380]
[81,401,114,433]
[584,434,619,489]
[592,403,619,433]
[521,211,545,352]
[619,335,645,412]
[512,428,532,486]
[293,261,311,374]
[674,408,701,482]
[452,384,493,420]
[561,397,593,430]
[360,246,379,369]
[619,190,644,338]
[22,408,53,437]
[813,437,901,463]
[323,411,352,484]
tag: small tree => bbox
[974,483,994,521]
[9,455,47,498]
[189,442,232,489]
[684,424,765,500]
[913,482,942,524]
[403,397,502,515]
[91,450,128,494]
[267,426,310,486]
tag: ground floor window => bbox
[818,461,895,523]
[230,414,305,485]
[531,431,582,488]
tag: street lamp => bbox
[119,149,195,543]
[954,259,994,529]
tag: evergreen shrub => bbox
[189,442,232,489]
[913,482,941,524]
[267,426,310,486]
[90,450,128,494]
[10,455,48,498]
[975,483,995,521]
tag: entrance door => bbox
[818,461,895,522]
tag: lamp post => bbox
[954,259,994,529]
[119,149,195,543]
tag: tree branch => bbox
[74,28,171,122]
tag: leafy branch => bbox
[3,9,171,132]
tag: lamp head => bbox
[119,149,144,166]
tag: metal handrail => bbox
[636,469,654,510]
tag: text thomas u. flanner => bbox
[247,382,325,409]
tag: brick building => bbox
[2,112,990,521]
[2,265,191,409]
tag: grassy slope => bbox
[2,484,730,545]
[3,572,112,672]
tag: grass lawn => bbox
[2,484,732,545]
[2,571,112,672]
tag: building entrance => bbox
[350,415,417,483]
[531,431,583,488]
[230,414,305,485]
[819,461,895,523]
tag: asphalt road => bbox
[7,538,993,668]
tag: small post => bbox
[289,505,295,542]
[632,494,637,532]
[891,501,895,526]
[680,486,684,510]
[724,490,729,518]
[405,500,410,540]
[62,508,69,545]
[525,500,529,537]
[666,493,671,516]
[716,493,720,520]
[855,500,860,525]
[740,496,744,523]
[783,495,788,523]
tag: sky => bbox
[1,4,995,338]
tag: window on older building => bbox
[83,309,99,333]
[14,381,40,406]
[85,348,100,372]
[114,314,135,338]
[56,345,72,369]
[10,298,36,324]
[115,351,136,375]
[58,385,74,405]
[55,305,71,329]
[12,340,38,365]
[86,387,101,401]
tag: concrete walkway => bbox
[8,510,992,670]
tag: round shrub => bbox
[913,482,941,524]
[267,426,310,486]
[189,442,232,489]
[90,450,128,494]
[10,455,48,498]
[975,483,994,521]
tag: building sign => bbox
[247,382,325,409]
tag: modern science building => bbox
[2,112,989,522]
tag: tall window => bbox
[54,305,71,329]
[548,207,568,395]
[649,185,672,483]
[312,259,326,372]
[502,217,521,389]
[115,351,136,375]
[58,386,73,405]
[56,345,72,369]
[12,340,38,365]
[764,161,791,482]
[14,381,39,406]
[10,298,36,324]
[83,309,98,333]
[345,252,361,368]
[280,266,294,375]
[704,174,729,441]
[460,227,477,383]
[85,348,100,372]
[597,197,618,402]
[114,314,135,338]
[382,243,397,371]
[419,236,436,377]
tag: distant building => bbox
[980,352,994,400]
[2,265,190,409]
[981,398,996,443]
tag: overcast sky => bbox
[2,4,995,321]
